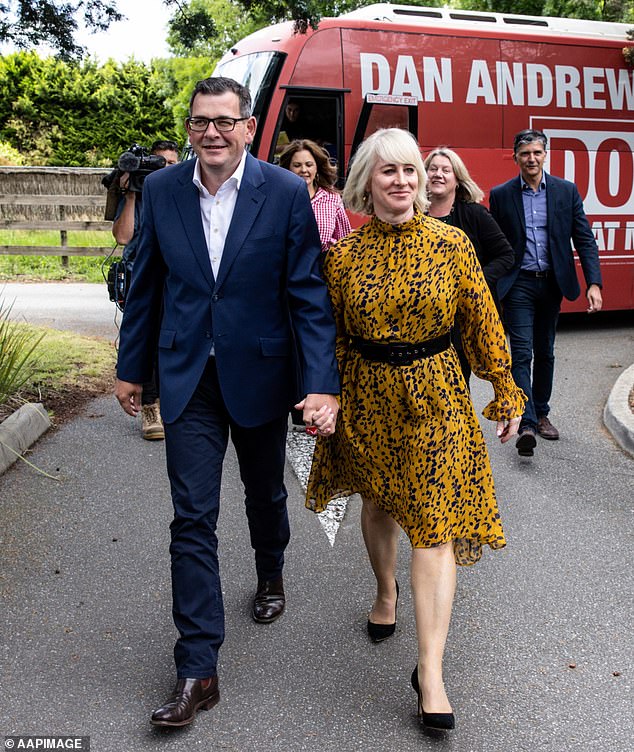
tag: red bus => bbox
[214,3,634,312]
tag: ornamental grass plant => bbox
[0,296,45,408]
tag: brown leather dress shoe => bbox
[150,677,219,727]
[252,576,285,623]
[537,416,559,440]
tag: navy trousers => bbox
[502,271,562,430]
[164,358,290,678]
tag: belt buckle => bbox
[390,346,414,366]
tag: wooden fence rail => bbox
[0,166,116,259]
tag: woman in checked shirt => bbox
[280,139,352,252]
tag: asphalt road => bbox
[3,282,120,342]
[1,284,632,752]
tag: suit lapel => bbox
[214,154,266,291]
[172,162,215,289]
[511,175,526,234]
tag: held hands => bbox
[295,393,339,437]
[496,416,521,443]
[115,378,143,417]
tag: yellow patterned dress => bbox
[305,213,526,566]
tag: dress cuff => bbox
[481,375,527,421]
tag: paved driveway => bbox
[0,287,632,751]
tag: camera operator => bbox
[112,139,179,441]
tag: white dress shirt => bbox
[192,150,247,354]
[192,150,247,280]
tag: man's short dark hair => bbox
[189,77,252,118]
[151,140,179,154]
[513,129,548,153]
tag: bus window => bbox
[350,100,418,165]
[214,51,285,155]
[365,104,410,133]
[274,94,342,167]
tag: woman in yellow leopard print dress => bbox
[305,129,525,732]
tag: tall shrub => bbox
[0,52,179,166]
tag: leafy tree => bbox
[2,0,632,62]
[232,0,634,31]
[0,52,178,165]
[233,1,363,31]
[0,0,123,60]
[453,0,633,20]
[153,56,211,143]
[166,0,268,60]
[226,0,447,33]
[453,0,546,13]
[546,0,634,21]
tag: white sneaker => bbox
[141,401,164,441]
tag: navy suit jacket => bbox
[489,173,602,301]
[116,153,340,427]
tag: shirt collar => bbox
[521,171,546,191]
[192,149,248,196]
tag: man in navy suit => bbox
[490,129,602,458]
[115,77,340,727]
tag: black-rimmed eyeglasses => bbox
[186,116,249,133]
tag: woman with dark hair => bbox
[305,128,524,732]
[280,139,351,252]
[424,147,514,383]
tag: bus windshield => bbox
[214,52,284,126]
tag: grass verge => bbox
[0,255,114,283]
[0,230,118,283]
[0,324,117,425]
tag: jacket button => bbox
[205,331,212,339]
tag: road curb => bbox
[604,363,634,457]
[0,403,51,476]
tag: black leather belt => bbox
[350,333,451,366]
[520,269,550,278]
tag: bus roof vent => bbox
[503,17,549,27]
[393,8,442,19]
[449,13,496,23]
[338,3,629,40]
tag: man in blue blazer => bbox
[115,77,340,727]
[490,129,602,457]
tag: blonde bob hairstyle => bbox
[423,147,484,204]
[343,128,429,216]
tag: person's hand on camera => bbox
[118,171,131,193]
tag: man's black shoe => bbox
[252,576,285,623]
[516,427,537,457]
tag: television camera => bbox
[102,144,166,221]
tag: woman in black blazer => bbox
[424,147,514,383]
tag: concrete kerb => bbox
[0,402,51,476]
[603,363,634,457]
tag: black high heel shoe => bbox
[367,580,399,642]
[410,666,455,731]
